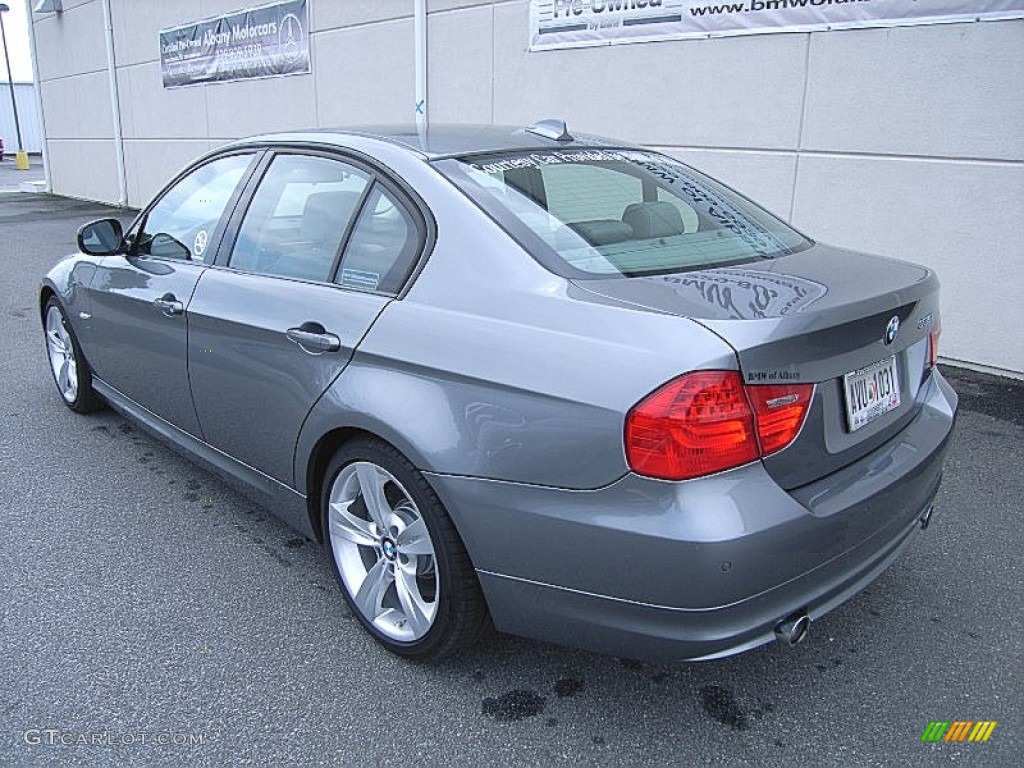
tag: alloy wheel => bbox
[45,305,78,403]
[328,461,439,642]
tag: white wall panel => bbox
[38,72,113,139]
[793,155,1024,373]
[45,138,120,202]
[428,6,493,124]
[111,0,202,67]
[802,22,1024,162]
[123,138,211,207]
[33,0,108,82]
[204,71,316,139]
[314,20,414,127]
[117,62,209,140]
[313,0,412,33]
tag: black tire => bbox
[321,437,488,660]
[43,296,104,414]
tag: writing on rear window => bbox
[449,149,812,278]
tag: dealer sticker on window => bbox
[843,355,900,432]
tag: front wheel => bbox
[322,438,487,660]
[43,297,103,413]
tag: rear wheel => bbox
[43,298,103,413]
[322,438,487,659]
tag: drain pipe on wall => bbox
[414,0,427,135]
[25,6,50,193]
[101,0,127,207]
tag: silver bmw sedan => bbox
[40,122,957,661]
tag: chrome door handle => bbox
[153,293,184,316]
[286,324,342,353]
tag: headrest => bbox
[622,201,684,239]
[302,191,363,243]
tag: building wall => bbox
[30,1,1024,375]
[0,82,43,153]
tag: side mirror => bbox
[77,218,124,256]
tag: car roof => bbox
[225,123,625,160]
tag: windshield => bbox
[438,149,812,278]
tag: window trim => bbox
[212,143,435,299]
[125,149,264,265]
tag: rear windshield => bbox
[438,149,811,278]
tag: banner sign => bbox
[160,0,309,88]
[529,1,1024,50]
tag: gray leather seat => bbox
[302,190,362,250]
[274,190,363,281]
[568,220,635,246]
[622,201,685,239]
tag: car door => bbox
[87,151,259,437]
[187,150,427,485]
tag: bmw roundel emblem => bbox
[884,315,900,346]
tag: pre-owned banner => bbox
[160,0,309,88]
[529,0,1024,50]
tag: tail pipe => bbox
[920,504,935,530]
[774,610,811,648]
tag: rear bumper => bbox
[427,368,957,662]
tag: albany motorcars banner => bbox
[160,0,309,87]
[529,0,1024,50]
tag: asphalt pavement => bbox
[0,156,45,193]
[1,191,1021,767]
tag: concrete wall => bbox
[30,1,1024,375]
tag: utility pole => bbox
[0,3,29,170]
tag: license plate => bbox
[843,356,900,432]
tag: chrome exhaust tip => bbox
[920,504,935,530]
[774,611,811,647]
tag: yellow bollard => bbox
[15,151,30,170]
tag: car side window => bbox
[134,154,253,262]
[335,185,420,294]
[229,154,370,282]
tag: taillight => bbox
[745,383,815,455]
[928,316,942,368]
[625,371,813,481]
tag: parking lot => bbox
[1,191,1021,767]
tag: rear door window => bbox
[334,185,421,295]
[228,154,370,283]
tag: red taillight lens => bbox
[625,372,814,480]
[745,383,814,456]
[928,316,942,368]
[625,371,758,481]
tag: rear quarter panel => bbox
[294,154,739,491]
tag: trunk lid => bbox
[573,242,940,489]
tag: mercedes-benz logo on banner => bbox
[280,13,303,63]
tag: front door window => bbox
[134,154,254,262]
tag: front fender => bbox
[40,254,105,344]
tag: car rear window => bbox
[437,149,811,278]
